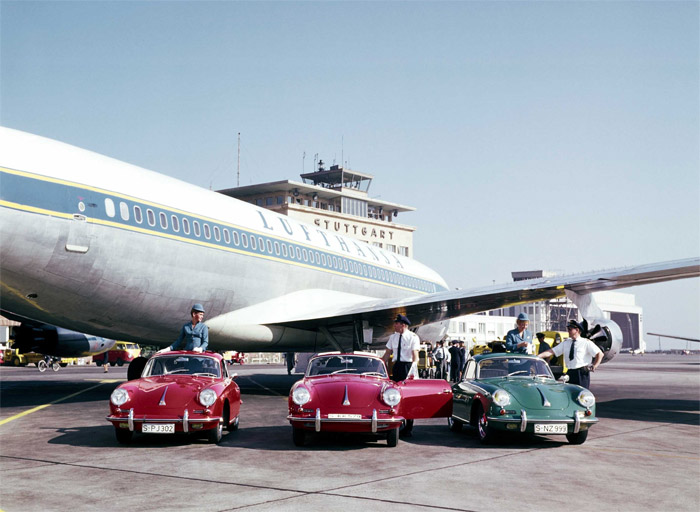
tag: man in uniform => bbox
[159,303,209,353]
[538,319,603,388]
[382,314,420,382]
[505,312,534,354]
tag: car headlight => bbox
[292,386,311,405]
[199,388,217,407]
[577,390,595,408]
[110,388,129,407]
[382,386,401,407]
[492,389,511,407]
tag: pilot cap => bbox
[191,303,205,313]
[395,314,411,326]
[567,319,583,331]
[517,312,529,322]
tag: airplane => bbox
[1,126,699,364]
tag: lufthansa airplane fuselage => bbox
[0,128,448,351]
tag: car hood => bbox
[495,379,572,410]
[124,375,215,412]
[306,376,384,409]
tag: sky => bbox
[1,1,698,349]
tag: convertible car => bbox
[107,351,241,444]
[288,352,452,447]
[449,353,597,444]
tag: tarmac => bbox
[0,353,698,512]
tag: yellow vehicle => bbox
[3,349,44,367]
[537,331,568,376]
[417,345,435,378]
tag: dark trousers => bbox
[567,367,591,389]
[391,361,412,382]
[450,363,460,382]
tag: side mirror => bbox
[230,372,238,380]
[558,374,570,383]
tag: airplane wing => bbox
[207,257,699,349]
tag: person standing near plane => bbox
[382,314,420,382]
[505,313,534,354]
[538,320,603,389]
[158,303,209,353]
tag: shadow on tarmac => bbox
[596,398,700,425]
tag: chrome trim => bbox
[183,409,189,433]
[343,385,350,406]
[537,388,551,408]
[574,411,582,434]
[520,409,527,432]
[107,415,219,424]
[315,408,321,432]
[128,408,134,431]
[159,386,168,406]
[488,416,598,425]
[371,409,377,433]
[288,414,403,425]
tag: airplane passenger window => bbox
[267,240,273,253]
[295,247,302,260]
[223,229,230,244]
[250,236,257,250]
[281,244,288,257]
[133,206,143,224]
[363,265,367,276]
[241,233,248,247]
[159,212,168,229]
[273,241,280,255]
[193,221,201,237]
[343,260,349,271]
[203,224,211,239]
[104,198,116,218]
[232,230,239,245]
[321,254,327,266]
[213,226,220,241]
[182,218,190,234]
[258,237,265,251]
[119,202,130,221]
[288,245,295,258]
[171,215,179,232]
[302,248,308,261]
[147,209,156,226]
[315,252,320,264]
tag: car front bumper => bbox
[107,408,221,433]
[487,409,598,434]
[288,408,404,433]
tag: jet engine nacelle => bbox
[582,317,623,364]
[12,324,116,357]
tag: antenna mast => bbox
[236,132,241,187]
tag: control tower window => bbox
[341,197,367,218]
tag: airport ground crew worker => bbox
[158,303,209,353]
[538,319,603,389]
[505,312,533,354]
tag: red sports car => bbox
[288,352,453,447]
[107,351,241,444]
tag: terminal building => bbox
[219,163,645,354]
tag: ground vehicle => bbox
[106,351,241,444]
[222,351,246,364]
[417,345,435,378]
[449,353,597,445]
[3,349,44,367]
[288,352,452,447]
[93,341,141,366]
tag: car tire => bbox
[208,420,223,444]
[96,360,102,366]
[566,430,588,445]
[116,359,124,367]
[387,427,399,447]
[476,403,495,444]
[448,416,463,432]
[292,427,306,447]
[12,356,22,367]
[115,428,133,444]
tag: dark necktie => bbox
[397,334,403,363]
[569,338,576,360]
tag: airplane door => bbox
[66,214,91,253]
[398,379,452,419]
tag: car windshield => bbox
[307,355,387,377]
[477,357,553,379]
[144,355,221,377]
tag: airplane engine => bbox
[414,321,449,344]
[582,317,623,364]
[12,324,116,357]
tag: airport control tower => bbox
[218,160,416,257]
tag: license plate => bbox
[534,424,568,434]
[142,423,175,433]
[327,414,362,419]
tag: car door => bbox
[398,378,453,419]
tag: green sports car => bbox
[449,353,597,444]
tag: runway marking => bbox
[0,381,112,427]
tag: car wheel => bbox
[387,427,399,447]
[228,415,239,431]
[116,359,124,367]
[448,416,463,432]
[566,430,588,445]
[476,404,495,444]
[115,428,133,444]
[292,427,306,447]
[96,360,102,366]
[12,356,21,367]
[208,420,223,444]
